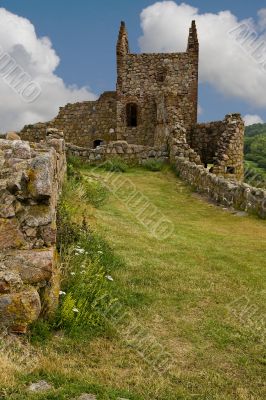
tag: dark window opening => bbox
[126,103,138,127]
[93,139,103,148]
[157,70,166,83]
[226,166,235,174]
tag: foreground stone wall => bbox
[175,157,266,219]
[0,130,66,333]
[20,92,117,148]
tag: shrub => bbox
[82,176,109,208]
[101,157,128,173]
[57,200,81,251]
[56,203,120,334]
[142,159,164,171]
[66,161,109,208]
[67,155,84,170]
[56,257,116,333]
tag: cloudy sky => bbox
[0,0,265,131]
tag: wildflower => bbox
[59,291,66,295]
[75,247,85,254]
[70,272,76,276]
[98,250,103,255]
[106,275,114,281]
[72,308,79,313]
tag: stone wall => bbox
[175,157,266,219]
[0,129,66,333]
[20,92,117,148]
[188,114,244,181]
[67,141,168,164]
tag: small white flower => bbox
[81,263,86,269]
[59,291,66,295]
[106,275,114,281]
[75,248,85,254]
[98,250,103,255]
[81,270,85,274]
[70,272,76,276]
[72,308,79,313]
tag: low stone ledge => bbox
[175,156,266,219]
[66,141,169,164]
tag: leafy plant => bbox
[56,200,119,334]
[142,159,164,171]
[244,124,266,186]
[28,319,52,344]
[82,176,109,207]
[100,157,128,173]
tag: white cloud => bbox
[139,1,266,110]
[0,8,96,132]
[258,8,266,31]
[198,104,203,116]
[243,114,264,126]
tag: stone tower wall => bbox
[116,21,199,146]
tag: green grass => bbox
[99,157,129,173]
[1,165,266,400]
[142,159,165,171]
[244,160,266,188]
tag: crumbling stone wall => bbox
[67,141,168,164]
[188,114,244,180]
[20,92,117,148]
[53,92,117,147]
[0,130,66,333]
[175,157,266,219]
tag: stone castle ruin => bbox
[0,21,266,332]
[20,21,244,181]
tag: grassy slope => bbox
[2,167,266,400]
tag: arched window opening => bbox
[126,103,138,127]
[226,166,235,174]
[93,139,103,148]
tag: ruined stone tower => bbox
[116,21,199,146]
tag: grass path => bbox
[87,168,266,399]
[2,167,266,400]
[81,170,266,399]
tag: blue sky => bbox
[0,0,266,128]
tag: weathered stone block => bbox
[28,152,54,199]
[0,288,41,332]
[1,248,54,284]
[0,190,16,218]
[0,218,26,250]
